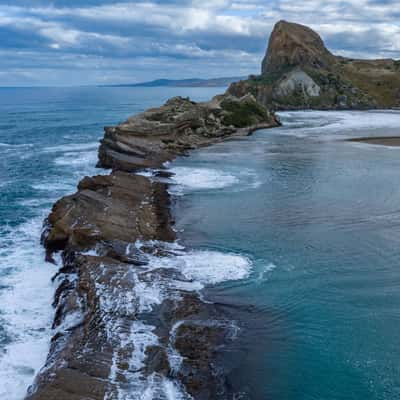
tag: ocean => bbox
[1,87,400,399]
[0,86,222,399]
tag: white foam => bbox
[167,166,264,195]
[31,182,75,192]
[257,263,277,282]
[139,374,191,400]
[168,167,239,194]
[18,198,57,207]
[167,321,185,374]
[96,241,251,399]
[149,250,252,286]
[0,134,100,398]
[54,150,98,167]
[277,110,400,139]
[0,142,33,148]
[43,142,99,153]
[132,272,165,313]
[80,248,98,256]
[136,169,154,178]
[0,216,56,400]
[99,275,191,400]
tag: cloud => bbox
[0,0,399,85]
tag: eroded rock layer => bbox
[98,94,280,171]
[27,94,278,399]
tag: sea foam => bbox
[148,250,252,286]
[277,110,400,139]
[0,139,100,398]
[0,217,55,400]
[43,142,99,153]
[54,150,98,167]
[169,166,239,193]
[168,166,263,195]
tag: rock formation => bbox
[261,20,336,74]
[26,94,279,399]
[229,20,400,110]
[98,94,279,171]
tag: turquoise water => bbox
[171,111,400,400]
[1,87,400,400]
[0,86,222,399]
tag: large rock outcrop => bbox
[261,20,335,74]
[26,93,278,400]
[98,94,279,171]
[229,20,400,110]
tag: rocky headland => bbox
[26,94,279,399]
[229,20,400,110]
[98,94,278,171]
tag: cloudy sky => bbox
[0,0,399,86]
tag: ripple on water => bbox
[167,166,263,195]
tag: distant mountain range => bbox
[105,77,245,88]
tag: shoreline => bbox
[26,95,279,399]
[346,136,400,147]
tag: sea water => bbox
[171,110,400,400]
[0,86,222,399]
[1,87,400,400]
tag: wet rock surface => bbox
[27,93,277,399]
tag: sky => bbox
[0,0,399,86]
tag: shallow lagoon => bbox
[172,110,400,400]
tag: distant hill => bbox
[228,20,400,109]
[106,77,245,88]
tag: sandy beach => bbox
[347,136,400,146]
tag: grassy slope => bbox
[230,59,400,109]
[339,60,400,107]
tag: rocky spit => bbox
[26,94,279,399]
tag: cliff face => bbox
[261,20,335,74]
[26,94,279,400]
[230,20,400,110]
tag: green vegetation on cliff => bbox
[220,95,271,128]
[228,20,400,110]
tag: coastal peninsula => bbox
[26,94,278,399]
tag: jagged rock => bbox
[42,172,175,256]
[262,20,336,74]
[229,20,400,110]
[28,91,279,399]
[98,94,280,171]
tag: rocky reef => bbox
[98,94,278,171]
[229,20,400,110]
[26,94,278,399]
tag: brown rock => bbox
[98,94,279,171]
[42,171,175,255]
[229,20,400,110]
[262,20,335,74]
[29,90,279,399]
